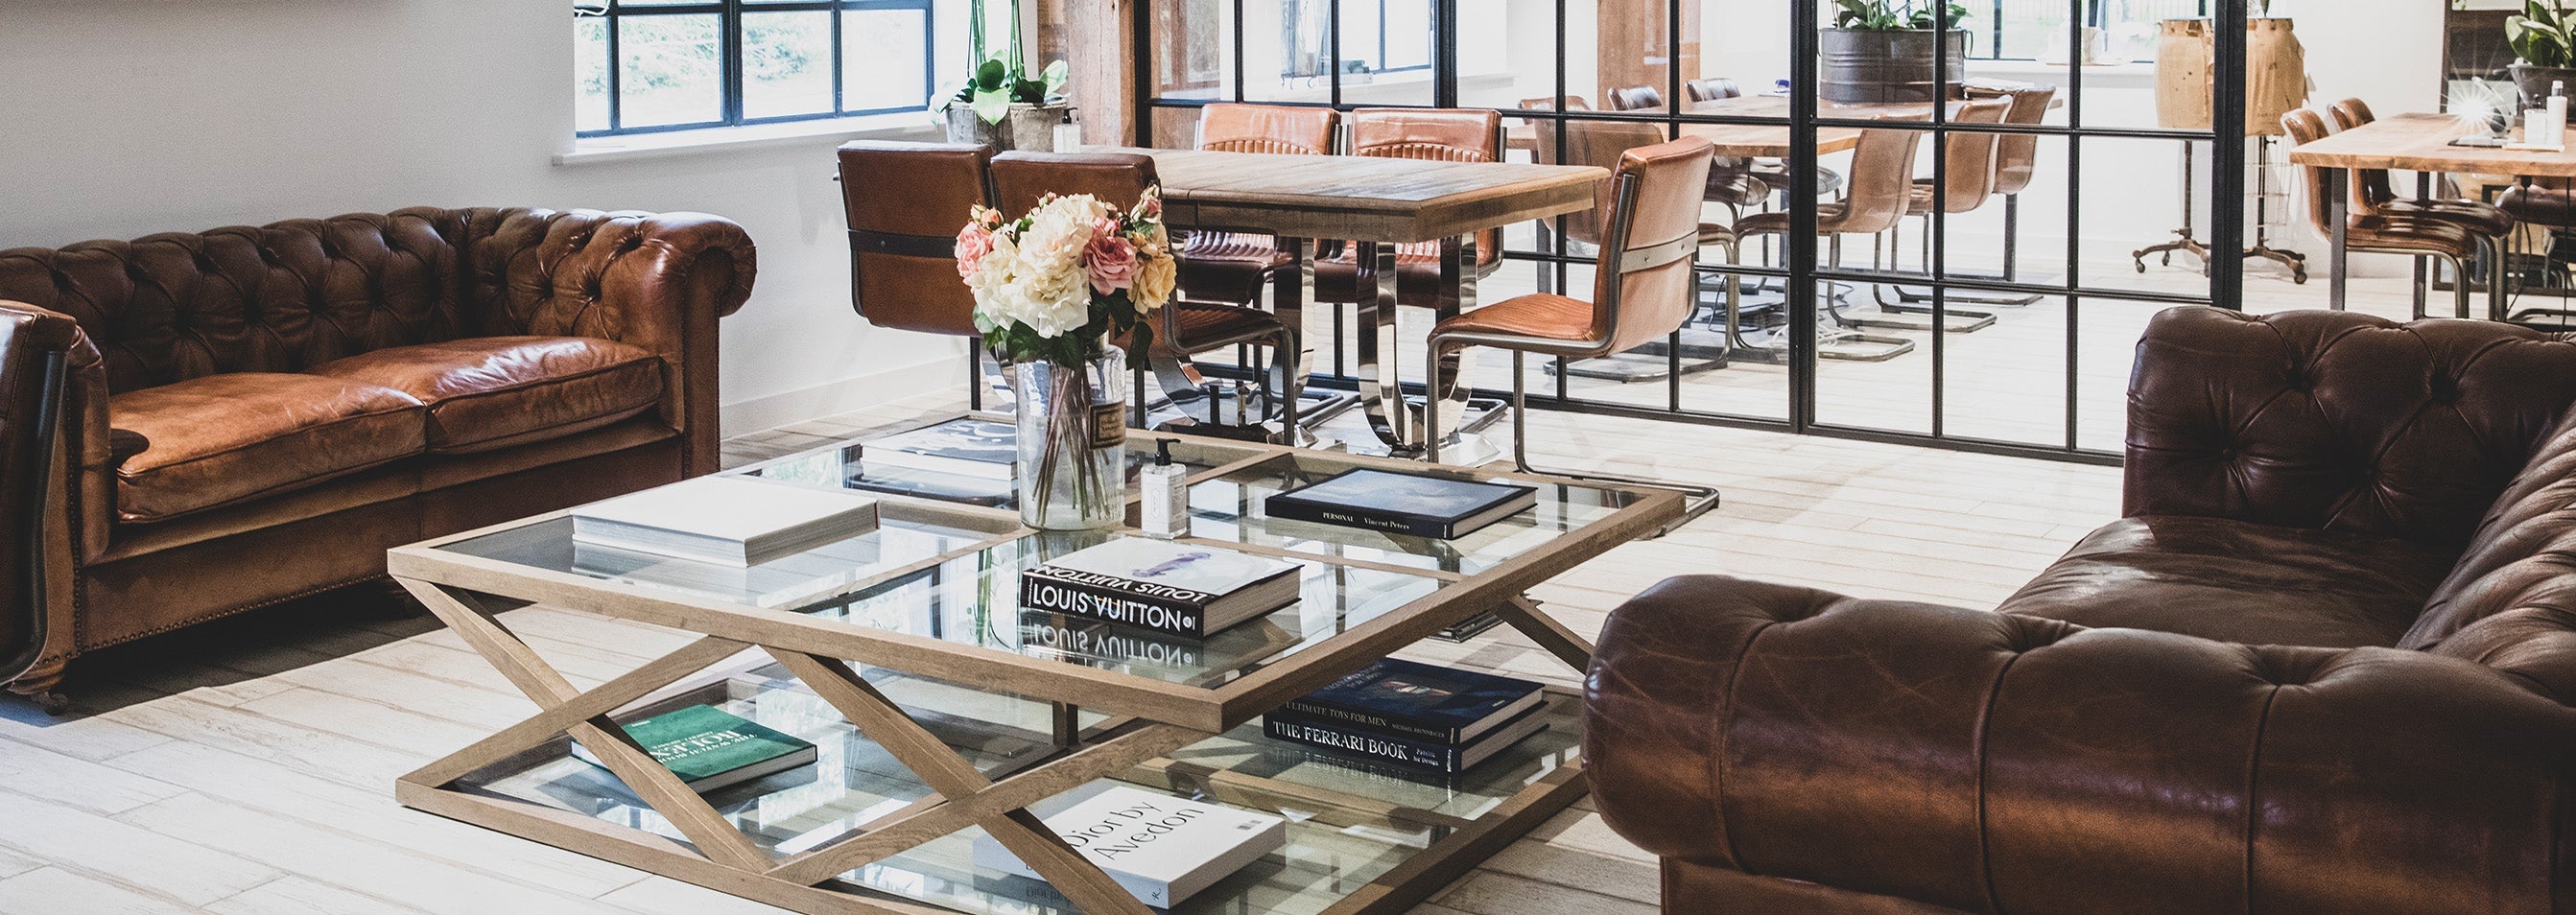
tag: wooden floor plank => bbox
[0,867,204,915]
[0,789,278,906]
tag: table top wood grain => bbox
[1112,147,1608,243]
[2286,111,2576,177]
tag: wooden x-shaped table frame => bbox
[394,580,1212,915]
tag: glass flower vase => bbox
[1009,346,1127,530]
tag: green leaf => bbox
[971,86,1012,124]
[974,57,1010,90]
[1040,59,1070,97]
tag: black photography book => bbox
[1273,658,1546,744]
[1264,469,1539,540]
[1017,538,1303,638]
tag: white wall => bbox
[0,0,964,436]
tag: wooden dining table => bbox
[2285,111,2576,312]
[1111,147,1607,455]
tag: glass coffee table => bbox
[389,414,1680,915]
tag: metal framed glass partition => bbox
[1135,0,2257,464]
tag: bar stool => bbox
[1423,136,1722,532]
[990,151,1308,436]
[2328,98,2511,317]
[1734,121,1924,362]
[2282,108,2481,318]
[837,140,1000,408]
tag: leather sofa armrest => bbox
[0,300,110,564]
[1586,575,2576,914]
[472,210,757,476]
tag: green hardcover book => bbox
[572,704,819,793]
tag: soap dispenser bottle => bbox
[1141,438,1190,539]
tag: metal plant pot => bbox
[2511,64,2576,117]
[1820,29,1969,104]
[943,101,1069,152]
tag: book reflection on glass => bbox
[863,419,1019,481]
[1016,612,1298,687]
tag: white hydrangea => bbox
[970,195,1115,340]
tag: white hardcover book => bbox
[863,419,1019,481]
[570,477,879,567]
[970,786,1287,907]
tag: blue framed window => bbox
[577,0,939,136]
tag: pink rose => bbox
[1084,217,1139,294]
[955,223,995,279]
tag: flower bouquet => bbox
[956,189,1176,529]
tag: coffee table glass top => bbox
[742,426,1264,508]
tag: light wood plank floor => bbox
[0,271,2472,914]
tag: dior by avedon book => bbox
[970,786,1287,907]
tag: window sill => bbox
[555,112,942,166]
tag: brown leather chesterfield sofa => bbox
[1588,307,2576,914]
[0,207,754,710]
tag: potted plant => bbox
[1821,0,1973,104]
[940,0,1071,152]
[2509,1,2576,112]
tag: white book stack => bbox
[971,786,1287,907]
[570,477,880,567]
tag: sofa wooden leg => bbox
[374,577,430,619]
[9,659,72,716]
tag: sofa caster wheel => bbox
[31,692,69,716]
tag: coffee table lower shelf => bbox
[395,659,1590,915]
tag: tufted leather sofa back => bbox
[0,207,710,395]
[2405,409,2576,651]
[2126,308,2576,549]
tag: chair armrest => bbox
[2123,307,2576,546]
[1586,575,2576,914]
[0,300,110,564]
[463,209,757,476]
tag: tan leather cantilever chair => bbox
[1423,137,1722,529]
[0,305,75,709]
[1870,96,2010,332]
[2283,108,2481,318]
[2328,98,2512,317]
[837,140,997,407]
[1314,108,1506,310]
[1604,85,1665,111]
[1174,104,1341,306]
[990,151,1304,433]
[1735,120,1924,362]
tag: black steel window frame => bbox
[578,0,937,138]
[1139,0,2253,465]
[1281,0,1433,80]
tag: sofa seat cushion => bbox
[304,337,663,455]
[110,374,427,524]
[1996,515,2458,649]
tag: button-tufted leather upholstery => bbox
[1588,306,2576,913]
[0,206,754,701]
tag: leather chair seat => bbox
[1736,204,1854,238]
[305,336,663,455]
[1175,232,1295,304]
[2500,183,2576,226]
[1997,515,2461,648]
[110,374,426,524]
[1750,161,1845,198]
[1427,293,1599,355]
[2347,214,2480,258]
[1312,246,1504,308]
[1149,300,1288,351]
[2383,199,2514,238]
